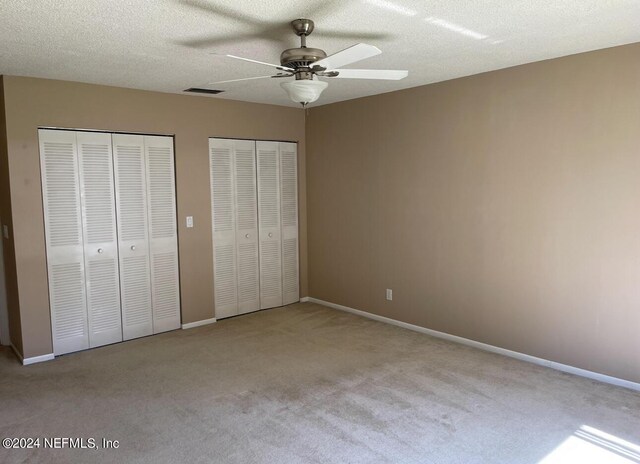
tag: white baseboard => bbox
[182,317,217,330]
[11,343,55,365]
[23,353,55,365]
[306,297,640,392]
[300,297,309,303]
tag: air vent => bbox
[184,88,224,95]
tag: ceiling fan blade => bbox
[329,69,408,80]
[179,0,264,27]
[212,53,294,72]
[178,2,297,48]
[260,24,300,48]
[303,0,347,21]
[177,33,260,49]
[209,74,291,85]
[314,30,391,41]
[312,43,381,71]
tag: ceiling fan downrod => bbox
[291,18,314,48]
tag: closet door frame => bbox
[40,128,181,355]
[210,137,300,317]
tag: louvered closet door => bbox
[39,129,89,355]
[279,142,300,305]
[234,140,260,314]
[233,140,260,314]
[210,138,238,318]
[77,132,122,348]
[256,141,283,309]
[144,135,181,333]
[113,134,153,340]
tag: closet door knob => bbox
[97,248,103,254]
[245,234,250,239]
[130,245,136,251]
[268,233,273,238]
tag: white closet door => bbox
[77,131,122,348]
[256,141,283,309]
[279,142,300,305]
[234,140,260,314]
[39,129,89,355]
[113,134,153,340]
[210,138,238,318]
[144,135,181,333]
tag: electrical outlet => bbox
[186,216,194,228]
[386,289,393,301]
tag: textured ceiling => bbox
[1,0,640,107]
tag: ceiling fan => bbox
[207,19,408,107]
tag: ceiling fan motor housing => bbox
[280,47,327,71]
[281,18,327,78]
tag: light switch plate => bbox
[186,216,194,228]
[2,225,8,239]
[386,289,393,301]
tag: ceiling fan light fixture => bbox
[280,79,328,106]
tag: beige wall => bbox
[0,76,23,354]
[306,43,640,383]
[2,76,306,358]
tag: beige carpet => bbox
[1,302,639,464]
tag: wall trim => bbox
[307,297,640,392]
[300,297,309,303]
[181,317,217,330]
[11,343,55,365]
[23,353,55,365]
